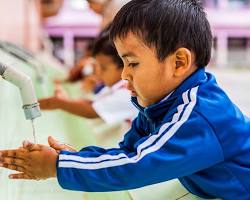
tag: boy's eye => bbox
[128,63,139,68]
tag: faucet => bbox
[0,62,41,120]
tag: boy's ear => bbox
[174,48,192,77]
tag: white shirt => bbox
[92,80,138,124]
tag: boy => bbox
[38,25,137,125]
[0,0,250,199]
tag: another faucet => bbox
[0,62,41,120]
[0,41,46,84]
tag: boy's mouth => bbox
[126,83,137,97]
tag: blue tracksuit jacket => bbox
[57,68,250,199]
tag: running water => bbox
[31,119,37,144]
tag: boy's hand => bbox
[22,136,77,153]
[38,84,67,110]
[0,144,58,180]
[47,136,77,153]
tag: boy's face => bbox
[114,33,180,107]
[95,53,122,87]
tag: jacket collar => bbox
[131,68,208,121]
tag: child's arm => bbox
[39,97,98,118]
[0,112,224,191]
[55,112,224,192]
[39,84,99,118]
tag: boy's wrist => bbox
[53,153,60,178]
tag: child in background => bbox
[39,25,137,147]
[1,1,250,199]
[38,25,137,126]
[53,41,104,100]
[59,41,95,83]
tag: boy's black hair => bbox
[110,0,212,68]
[93,24,123,69]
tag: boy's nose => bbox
[121,66,131,81]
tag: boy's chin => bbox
[137,98,150,108]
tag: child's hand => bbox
[47,136,77,153]
[38,96,62,110]
[38,84,67,110]
[0,144,58,180]
[22,136,77,153]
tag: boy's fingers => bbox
[54,88,62,97]
[22,140,33,148]
[22,140,34,150]
[0,150,27,159]
[48,136,65,150]
[9,173,35,180]
[0,156,25,166]
[48,136,76,152]
[0,163,26,173]
[48,136,59,148]
[54,83,64,97]
[22,141,41,151]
